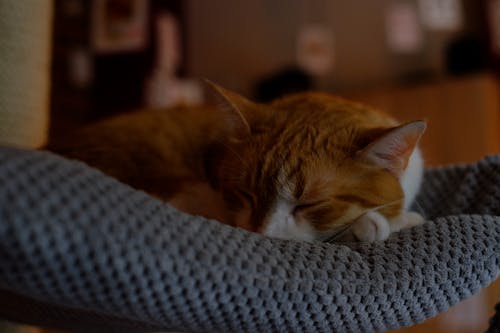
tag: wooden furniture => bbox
[349,73,500,167]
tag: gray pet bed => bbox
[0,147,498,332]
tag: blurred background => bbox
[0,0,499,332]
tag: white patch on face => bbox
[262,168,316,241]
[263,199,316,242]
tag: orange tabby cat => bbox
[49,83,426,242]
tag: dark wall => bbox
[49,0,185,139]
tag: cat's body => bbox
[50,105,234,222]
[49,85,426,242]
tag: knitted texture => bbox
[0,147,498,332]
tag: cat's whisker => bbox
[411,199,427,220]
[323,223,354,243]
[323,198,405,243]
[370,198,404,212]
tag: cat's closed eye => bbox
[292,202,321,216]
[234,189,256,207]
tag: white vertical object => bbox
[154,12,181,74]
[145,12,203,108]
[0,0,53,148]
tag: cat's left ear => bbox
[204,80,255,137]
[357,121,426,177]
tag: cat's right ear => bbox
[204,80,254,137]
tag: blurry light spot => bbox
[418,0,463,31]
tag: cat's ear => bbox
[357,121,426,177]
[204,80,253,136]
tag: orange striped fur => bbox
[49,84,425,242]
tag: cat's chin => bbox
[263,219,317,242]
[262,207,317,242]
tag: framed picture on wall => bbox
[91,0,149,53]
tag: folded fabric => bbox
[0,147,498,332]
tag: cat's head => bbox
[206,82,426,241]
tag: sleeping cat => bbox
[49,82,426,242]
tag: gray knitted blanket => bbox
[0,147,498,333]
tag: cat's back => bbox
[272,92,396,128]
[48,104,223,198]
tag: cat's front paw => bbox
[390,211,425,232]
[351,211,391,242]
